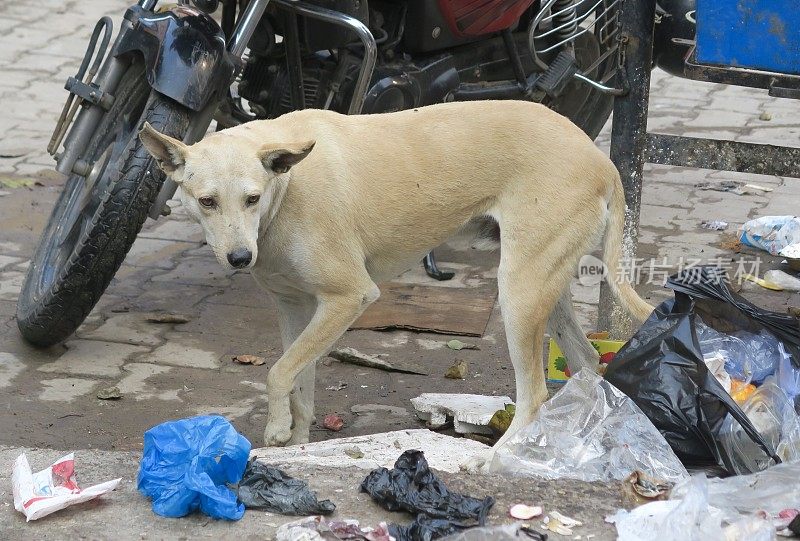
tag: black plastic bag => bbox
[237,458,336,515]
[390,516,473,541]
[361,450,494,541]
[604,267,793,473]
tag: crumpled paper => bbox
[12,453,121,521]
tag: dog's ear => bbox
[258,140,316,174]
[139,122,188,176]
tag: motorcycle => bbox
[17,0,625,347]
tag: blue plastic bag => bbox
[137,415,251,520]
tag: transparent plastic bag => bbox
[777,342,800,402]
[764,270,800,292]
[489,369,688,483]
[672,461,800,517]
[697,318,754,384]
[697,320,782,385]
[719,381,800,474]
[700,334,753,383]
[739,215,800,256]
[733,330,784,384]
[609,475,775,541]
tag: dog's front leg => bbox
[265,284,380,446]
[274,294,318,445]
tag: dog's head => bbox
[139,123,314,270]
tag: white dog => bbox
[140,100,652,470]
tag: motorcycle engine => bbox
[237,0,458,118]
[239,53,342,118]
[238,0,371,118]
[240,53,460,118]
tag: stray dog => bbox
[140,100,653,471]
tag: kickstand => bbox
[423,251,455,281]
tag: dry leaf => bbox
[97,386,122,400]
[446,339,480,351]
[444,360,468,379]
[146,313,191,324]
[509,504,543,520]
[344,446,364,459]
[621,470,671,506]
[232,354,266,366]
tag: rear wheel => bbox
[16,58,191,346]
[549,30,615,139]
[543,0,620,139]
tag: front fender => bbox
[116,5,237,111]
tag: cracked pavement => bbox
[0,0,798,536]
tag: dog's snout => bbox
[227,249,253,268]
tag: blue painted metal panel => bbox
[696,0,800,75]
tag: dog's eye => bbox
[246,194,260,206]
[198,196,215,208]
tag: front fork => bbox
[147,0,273,218]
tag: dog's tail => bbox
[601,170,654,324]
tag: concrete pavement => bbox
[0,443,623,540]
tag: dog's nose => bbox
[227,249,252,268]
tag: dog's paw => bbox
[263,422,293,447]
[286,431,310,446]
[459,451,494,474]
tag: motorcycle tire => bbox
[16,58,191,347]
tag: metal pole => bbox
[597,0,656,337]
[228,0,271,57]
[283,11,306,110]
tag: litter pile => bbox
[738,216,800,291]
[485,266,800,539]
[605,267,800,475]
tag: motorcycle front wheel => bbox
[17,57,191,347]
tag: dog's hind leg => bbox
[264,278,380,447]
[274,294,318,445]
[461,254,563,472]
[462,196,606,473]
[546,290,599,374]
